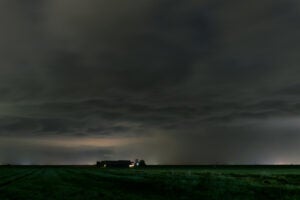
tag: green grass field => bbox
[1,165,300,200]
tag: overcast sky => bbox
[0,0,300,165]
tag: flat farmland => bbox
[1,166,300,200]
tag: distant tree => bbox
[139,160,146,167]
[134,159,139,167]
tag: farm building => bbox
[96,160,132,168]
[96,159,146,168]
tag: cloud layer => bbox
[0,0,300,164]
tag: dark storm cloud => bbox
[1,0,300,164]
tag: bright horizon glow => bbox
[0,136,145,148]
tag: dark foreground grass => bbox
[0,165,300,200]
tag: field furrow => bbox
[0,169,38,189]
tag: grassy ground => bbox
[1,165,300,200]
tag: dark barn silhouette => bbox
[96,160,132,168]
